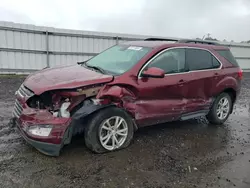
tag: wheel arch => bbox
[222,88,237,105]
[213,87,236,114]
[63,100,115,145]
[63,99,137,146]
[207,89,235,125]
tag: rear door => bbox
[185,48,222,113]
[136,48,189,126]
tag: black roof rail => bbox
[177,39,219,45]
[144,38,178,42]
[144,38,221,45]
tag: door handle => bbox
[214,72,219,79]
[179,79,185,86]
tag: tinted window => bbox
[212,56,221,68]
[212,55,220,68]
[186,49,214,71]
[147,49,186,74]
[216,50,239,67]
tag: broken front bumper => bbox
[13,97,72,156]
[14,114,72,156]
[15,119,62,156]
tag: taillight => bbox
[238,69,243,80]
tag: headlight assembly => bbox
[27,125,53,137]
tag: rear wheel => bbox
[84,107,134,153]
[207,93,232,125]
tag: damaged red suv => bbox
[13,38,242,156]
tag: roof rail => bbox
[144,38,178,42]
[144,38,220,45]
[177,39,219,45]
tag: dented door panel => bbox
[135,74,188,126]
[185,71,214,113]
[134,99,186,126]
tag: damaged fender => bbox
[72,99,115,121]
[97,85,137,115]
[63,85,138,146]
[63,99,115,145]
[97,85,138,128]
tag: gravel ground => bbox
[0,74,250,188]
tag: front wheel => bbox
[207,92,232,125]
[84,107,134,153]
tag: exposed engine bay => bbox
[27,91,71,118]
[25,85,104,119]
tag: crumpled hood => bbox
[24,64,113,95]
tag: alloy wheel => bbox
[216,97,230,120]
[99,116,128,150]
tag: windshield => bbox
[84,45,151,75]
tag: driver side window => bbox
[147,48,186,74]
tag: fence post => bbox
[46,31,50,67]
[116,36,119,44]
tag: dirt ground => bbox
[0,74,250,188]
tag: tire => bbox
[206,92,232,125]
[84,107,134,153]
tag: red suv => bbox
[13,38,242,156]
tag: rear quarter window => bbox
[216,50,239,67]
[212,56,221,68]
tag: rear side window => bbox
[216,50,239,67]
[186,49,219,71]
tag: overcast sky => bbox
[0,0,250,42]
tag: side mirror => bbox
[141,67,165,78]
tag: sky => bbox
[0,0,250,42]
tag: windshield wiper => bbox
[78,61,107,74]
[77,60,86,65]
[89,65,106,74]
[84,63,106,74]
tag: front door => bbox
[135,48,189,126]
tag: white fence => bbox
[0,21,250,74]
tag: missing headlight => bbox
[27,92,53,109]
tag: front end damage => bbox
[13,84,111,156]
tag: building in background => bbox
[0,21,250,74]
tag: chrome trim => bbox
[12,110,18,118]
[19,86,26,96]
[13,85,33,118]
[138,47,223,78]
[17,90,24,97]
[16,84,34,98]
[15,102,22,113]
[13,99,23,118]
